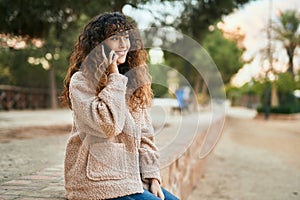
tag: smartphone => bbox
[103,43,111,58]
[103,43,117,61]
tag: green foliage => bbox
[169,0,250,95]
[272,9,300,75]
[202,28,245,84]
[148,63,171,97]
[254,75,299,114]
[296,71,300,89]
[162,28,245,97]
[257,104,300,114]
[226,81,257,106]
[164,51,198,86]
[251,80,268,96]
[0,0,251,97]
[273,9,300,41]
[223,8,300,114]
[0,48,49,87]
[151,83,169,98]
[0,0,76,38]
[0,0,139,38]
[275,73,297,108]
[177,0,251,43]
[276,72,296,93]
[0,0,155,89]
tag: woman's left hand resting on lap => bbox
[150,179,165,200]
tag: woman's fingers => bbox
[150,181,165,200]
[153,187,164,200]
[101,45,107,60]
[112,53,119,63]
[108,50,119,64]
[96,45,119,74]
[157,189,165,200]
[107,50,119,73]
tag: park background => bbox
[0,0,299,114]
[0,0,299,200]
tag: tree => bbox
[0,0,252,109]
[273,9,300,75]
[0,0,150,108]
[177,0,251,43]
[0,0,83,108]
[202,28,245,84]
[162,0,250,102]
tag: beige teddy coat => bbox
[64,71,161,200]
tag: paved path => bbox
[0,109,72,130]
[0,109,72,200]
[0,165,65,200]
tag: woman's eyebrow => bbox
[116,31,129,36]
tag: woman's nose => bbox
[119,37,126,48]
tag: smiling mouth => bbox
[115,50,128,57]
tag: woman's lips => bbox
[115,50,127,57]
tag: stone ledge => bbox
[159,119,219,200]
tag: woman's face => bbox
[104,31,131,65]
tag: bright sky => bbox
[124,0,300,87]
[222,0,300,86]
[123,0,183,29]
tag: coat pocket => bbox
[86,142,126,181]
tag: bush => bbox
[151,83,169,98]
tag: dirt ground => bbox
[188,116,300,200]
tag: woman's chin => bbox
[117,58,126,65]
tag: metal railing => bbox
[0,85,51,110]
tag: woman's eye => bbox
[110,36,118,40]
[125,35,130,40]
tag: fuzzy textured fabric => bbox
[64,71,161,200]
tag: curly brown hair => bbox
[61,12,153,111]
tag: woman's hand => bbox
[80,45,119,76]
[150,179,165,200]
[101,45,119,74]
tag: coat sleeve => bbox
[138,108,161,184]
[70,72,128,138]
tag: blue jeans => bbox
[110,188,179,200]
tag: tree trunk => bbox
[201,81,208,105]
[191,74,201,111]
[49,65,58,109]
[113,1,126,12]
[271,83,279,107]
[286,46,295,75]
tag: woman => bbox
[61,12,179,200]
